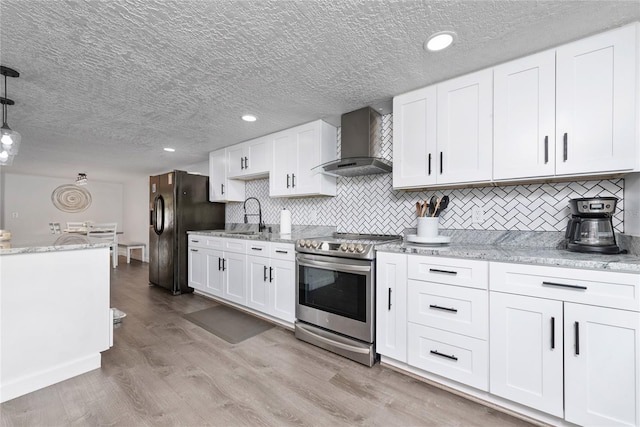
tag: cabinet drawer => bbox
[408,255,488,289]
[408,323,488,391]
[490,262,640,311]
[247,241,270,256]
[188,235,209,249]
[270,243,295,261]
[408,280,488,339]
[223,238,247,254]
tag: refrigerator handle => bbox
[154,195,165,235]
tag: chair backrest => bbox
[66,221,86,232]
[87,223,118,241]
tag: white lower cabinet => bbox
[376,253,640,426]
[490,262,640,426]
[375,252,408,362]
[246,243,295,323]
[190,235,295,325]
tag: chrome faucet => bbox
[243,197,266,232]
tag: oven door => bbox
[296,252,373,343]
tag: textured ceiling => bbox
[0,0,638,182]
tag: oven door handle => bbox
[296,324,371,355]
[297,258,371,274]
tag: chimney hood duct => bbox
[315,107,392,177]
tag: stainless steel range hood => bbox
[315,107,392,177]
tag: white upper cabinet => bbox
[209,149,244,203]
[270,120,337,198]
[227,136,272,179]
[393,86,437,187]
[556,24,637,175]
[393,69,492,189]
[493,50,556,180]
[437,69,493,184]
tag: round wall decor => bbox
[51,185,92,213]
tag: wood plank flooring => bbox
[1,258,537,426]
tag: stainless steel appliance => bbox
[149,171,225,294]
[566,197,620,254]
[295,233,401,366]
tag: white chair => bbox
[66,221,86,232]
[88,223,118,268]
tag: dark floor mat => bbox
[184,305,273,344]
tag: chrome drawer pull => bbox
[275,250,288,254]
[430,350,458,361]
[190,249,198,252]
[429,268,457,275]
[251,247,263,251]
[429,304,458,313]
[542,281,587,290]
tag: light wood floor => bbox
[1,258,536,426]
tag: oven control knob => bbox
[355,244,365,253]
[339,243,348,252]
[311,240,319,249]
[347,243,356,252]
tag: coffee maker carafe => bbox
[566,197,619,254]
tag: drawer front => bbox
[247,241,270,256]
[408,280,488,339]
[270,243,295,262]
[188,235,210,249]
[408,323,488,391]
[490,262,640,311]
[408,255,488,289]
[223,238,247,254]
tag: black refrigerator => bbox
[149,170,225,295]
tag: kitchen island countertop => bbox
[377,241,640,274]
[0,234,112,256]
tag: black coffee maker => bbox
[566,197,620,254]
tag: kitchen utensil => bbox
[436,196,449,216]
[428,196,437,216]
[416,201,422,217]
[422,200,428,217]
[431,198,442,217]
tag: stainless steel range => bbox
[295,232,401,366]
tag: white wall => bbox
[121,176,150,261]
[624,172,640,236]
[3,173,123,237]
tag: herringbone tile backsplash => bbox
[227,114,625,234]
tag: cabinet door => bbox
[209,149,244,202]
[489,292,564,417]
[188,247,206,291]
[226,145,245,178]
[244,137,271,176]
[270,131,295,196]
[556,24,637,175]
[205,249,224,297]
[493,50,556,180]
[564,303,640,427]
[436,68,493,184]
[247,255,270,313]
[292,123,320,196]
[270,259,295,323]
[392,86,437,188]
[376,252,408,362]
[222,251,247,305]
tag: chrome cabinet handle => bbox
[240,157,245,169]
[286,174,290,188]
[388,288,392,310]
[292,173,296,188]
[251,247,263,251]
[439,152,443,174]
[551,317,555,349]
[221,183,224,195]
[263,265,268,282]
[218,257,222,271]
[563,133,568,162]
[269,267,274,282]
[275,250,288,254]
[190,248,198,252]
[244,156,248,169]
[428,153,432,175]
[574,321,580,355]
[430,350,458,361]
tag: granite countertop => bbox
[377,241,640,274]
[0,234,113,256]
[188,225,335,244]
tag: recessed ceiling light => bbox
[242,114,257,122]
[424,31,456,52]
[164,147,175,152]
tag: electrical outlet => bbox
[472,207,484,224]
[11,212,18,219]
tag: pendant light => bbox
[0,66,21,166]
